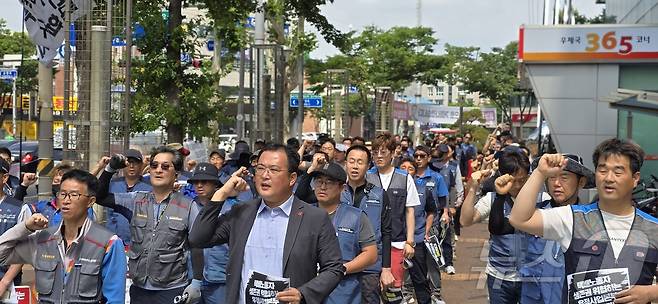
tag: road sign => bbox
[0,69,17,80]
[290,95,323,108]
[207,40,215,51]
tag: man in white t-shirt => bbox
[366,132,419,292]
[460,148,546,304]
[510,139,658,304]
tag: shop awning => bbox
[604,89,658,116]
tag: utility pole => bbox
[543,0,551,25]
[124,0,133,151]
[236,49,246,140]
[296,16,305,140]
[254,0,266,144]
[37,62,53,200]
[554,0,562,24]
[413,0,422,145]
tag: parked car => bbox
[0,140,18,148]
[8,141,64,165]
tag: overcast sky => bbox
[2,0,603,59]
[310,0,603,58]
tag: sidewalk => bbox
[441,222,489,304]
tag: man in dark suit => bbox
[189,144,345,304]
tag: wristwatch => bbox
[405,241,416,248]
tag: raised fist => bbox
[109,154,128,171]
[495,174,515,195]
[21,173,37,187]
[536,154,566,178]
[26,213,48,231]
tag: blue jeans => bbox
[486,274,521,304]
[200,281,226,304]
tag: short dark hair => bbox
[372,132,397,152]
[258,143,300,174]
[593,138,645,174]
[399,157,416,168]
[61,169,99,197]
[498,150,530,175]
[352,136,365,144]
[346,144,372,163]
[286,137,300,149]
[0,147,10,157]
[150,146,184,171]
[54,162,75,177]
[342,137,352,143]
[318,137,336,148]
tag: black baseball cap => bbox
[188,162,220,183]
[0,158,9,174]
[310,162,347,183]
[414,145,431,156]
[124,149,143,162]
[209,149,226,160]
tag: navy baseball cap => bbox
[124,149,143,162]
[310,162,347,183]
[188,162,220,183]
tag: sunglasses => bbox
[149,161,174,171]
[413,153,428,158]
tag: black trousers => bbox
[405,244,431,304]
[130,285,186,304]
[360,272,382,304]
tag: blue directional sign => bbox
[246,16,256,29]
[0,69,18,80]
[207,40,215,51]
[290,95,323,108]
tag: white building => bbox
[400,82,485,106]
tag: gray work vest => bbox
[34,222,114,303]
[127,192,193,288]
[367,168,408,242]
[565,202,658,303]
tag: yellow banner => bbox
[1,120,37,140]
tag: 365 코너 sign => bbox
[519,25,658,63]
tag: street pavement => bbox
[441,222,490,304]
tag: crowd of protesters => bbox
[0,128,652,304]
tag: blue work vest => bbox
[564,202,658,303]
[367,168,408,242]
[0,196,23,282]
[106,178,152,247]
[520,199,565,304]
[487,193,528,280]
[413,169,449,243]
[341,183,385,274]
[325,203,363,304]
[202,198,241,283]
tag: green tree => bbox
[430,44,479,89]
[306,26,442,129]
[130,1,345,142]
[463,41,520,123]
[574,9,616,24]
[0,19,37,135]
[451,109,489,150]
